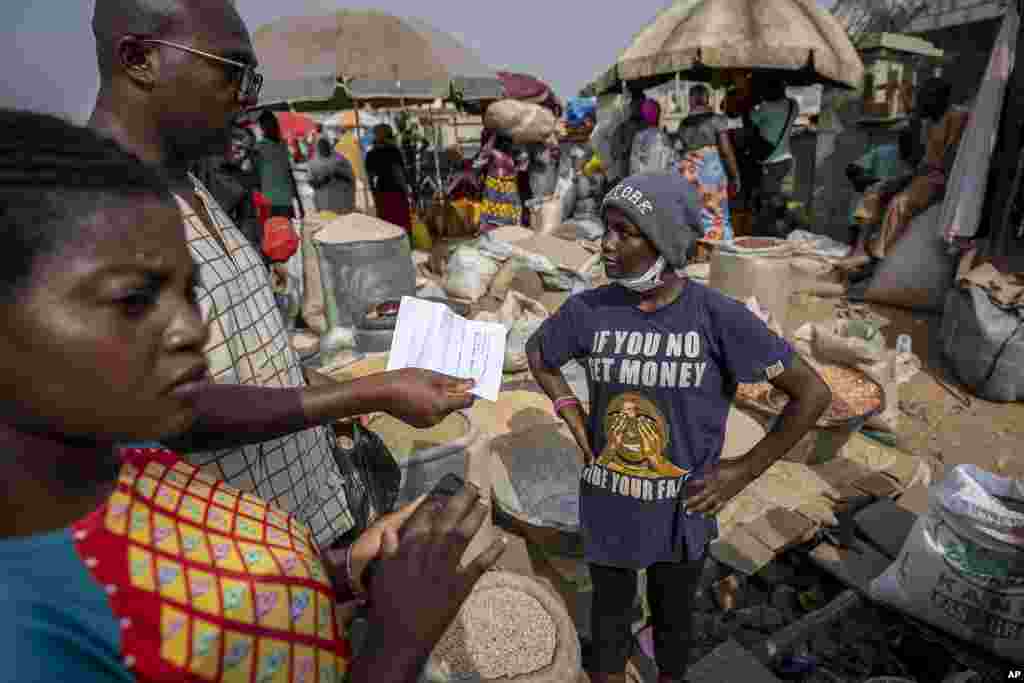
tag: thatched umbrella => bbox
[253,10,503,105]
[591,0,865,95]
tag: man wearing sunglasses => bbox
[85,0,480,583]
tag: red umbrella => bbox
[274,111,318,142]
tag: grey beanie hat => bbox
[601,172,704,268]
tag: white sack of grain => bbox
[870,465,1024,664]
[424,571,581,682]
[444,245,502,302]
[485,100,558,145]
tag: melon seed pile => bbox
[433,587,557,679]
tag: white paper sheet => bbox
[386,296,507,402]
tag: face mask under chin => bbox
[611,256,669,293]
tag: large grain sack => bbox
[485,100,558,145]
[942,285,1024,403]
[870,465,1024,664]
[710,238,795,335]
[528,194,564,235]
[476,292,548,373]
[422,571,582,682]
[859,204,957,312]
[444,245,502,301]
[314,213,416,329]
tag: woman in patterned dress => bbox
[675,85,742,242]
[477,129,529,232]
[1,110,504,683]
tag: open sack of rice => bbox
[421,571,581,682]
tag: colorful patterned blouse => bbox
[3,446,352,682]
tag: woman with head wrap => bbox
[477,128,529,231]
[629,98,678,176]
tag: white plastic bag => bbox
[870,465,1024,663]
[443,245,501,301]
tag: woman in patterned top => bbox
[0,109,506,683]
[477,128,529,231]
[675,85,742,242]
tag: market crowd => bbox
[3,0,970,682]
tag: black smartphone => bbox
[360,474,468,595]
[428,473,466,499]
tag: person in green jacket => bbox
[253,109,301,219]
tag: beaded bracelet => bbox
[553,396,581,415]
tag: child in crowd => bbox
[527,172,830,683]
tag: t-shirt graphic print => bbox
[532,282,794,569]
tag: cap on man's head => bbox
[602,173,703,268]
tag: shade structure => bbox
[253,10,504,104]
[257,71,339,107]
[592,0,864,95]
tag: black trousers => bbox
[589,552,705,677]
[753,158,794,237]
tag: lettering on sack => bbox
[929,569,1024,640]
[606,184,654,216]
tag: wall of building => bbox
[912,16,1005,104]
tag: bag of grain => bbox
[314,213,417,329]
[710,238,795,335]
[422,571,582,682]
[484,100,558,145]
[870,465,1024,664]
[444,245,502,301]
[476,292,548,373]
[527,194,564,235]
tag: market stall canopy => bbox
[591,0,864,95]
[257,71,340,108]
[253,10,504,104]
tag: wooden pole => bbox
[353,102,373,213]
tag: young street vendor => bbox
[526,172,831,683]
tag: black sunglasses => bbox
[140,39,263,104]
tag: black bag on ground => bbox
[941,285,1024,402]
[332,422,402,544]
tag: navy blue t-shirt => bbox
[532,281,794,569]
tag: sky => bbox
[0,0,836,123]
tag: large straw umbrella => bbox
[591,0,865,95]
[254,11,505,210]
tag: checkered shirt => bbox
[175,175,353,548]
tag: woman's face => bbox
[0,197,209,443]
[602,206,659,279]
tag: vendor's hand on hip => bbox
[684,460,755,517]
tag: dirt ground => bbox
[789,293,1024,481]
